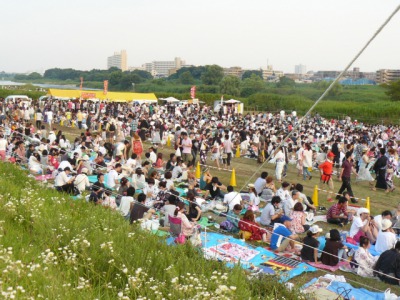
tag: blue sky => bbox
[1,0,399,73]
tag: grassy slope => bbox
[0,163,304,299]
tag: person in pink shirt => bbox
[179,132,192,164]
[222,134,233,169]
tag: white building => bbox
[261,65,284,81]
[143,57,185,77]
[295,64,307,75]
[107,50,127,71]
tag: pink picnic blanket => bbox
[308,261,350,272]
[35,174,54,181]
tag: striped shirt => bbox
[326,203,347,219]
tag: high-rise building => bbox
[107,50,127,71]
[294,64,307,75]
[143,57,185,77]
[376,69,400,84]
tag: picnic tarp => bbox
[327,280,385,300]
[199,232,316,282]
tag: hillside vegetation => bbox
[0,163,302,299]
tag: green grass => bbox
[0,162,306,299]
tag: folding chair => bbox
[168,215,182,238]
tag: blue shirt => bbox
[270,224,292,250]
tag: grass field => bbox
[57,124,400,295]
[0,161,307,299]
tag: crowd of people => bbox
[2,96,400,284]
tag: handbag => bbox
[239,230,252,240]
[190,227,202,247]
[175,147,181,157]
[174,233,186,244]
[387,168,394,174]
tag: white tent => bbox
[159,96,180,103]
[224,99,241,104]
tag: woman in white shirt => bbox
[248,187,260,212]
[132,168,146,190]
[302,143,313,180]
[353,236,378,277]
[375,219,397,254]
[274,146,285,182]
[28,153,42,174]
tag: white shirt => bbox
[254,177,266,195]
[74,174,90,193]
[223,191,242,211]
[349,216,368,237]
[48,133,57,144]
[107,170,119,189]
[126,158,137,170]
[276,188,290,202]
[375,231,397,253]
[166,179,174,190]
[149,151,157,164]
[55,171,70,187]
[260,203,276,226]
[59,160,73,171]
[283,197,295,216]
[172,165,183,179]
[118,196,134,217]
[115,143,125,156]
[46,111,53,120]
[0,139,8,151]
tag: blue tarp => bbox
[327,281,384,300]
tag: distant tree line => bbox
[10,65,349,98]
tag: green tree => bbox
[109,71,123,86]
[242,70,263,80]
[179,71,195,84]
[276,76,295,88]
[219,75,240,96]
[120,73,143,90]
[383,80,400,101]
[201,65,224,85]
[240,74,265,97]
[27,72,42,80]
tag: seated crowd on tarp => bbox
[1,96,400,284]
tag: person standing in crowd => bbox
[319,152,335,202]
[337,151,358,203]
[274,146,285,183]
[302,143,313,181]
[179,132,192,165]
[372,148,388,192]
[222,134,233,170]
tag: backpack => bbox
[109,123,116,131]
